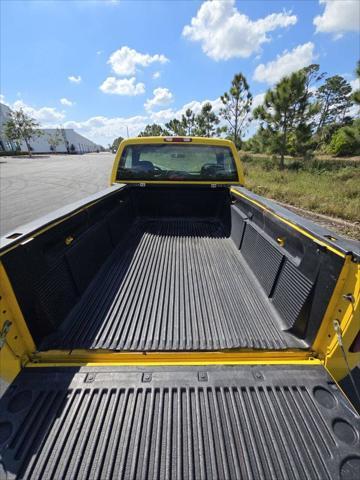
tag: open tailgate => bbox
[1,365,359,480]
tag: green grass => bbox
[243,159,360,224]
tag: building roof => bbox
[0,102,12,132]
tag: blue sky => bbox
[1,0,359,146]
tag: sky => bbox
[1,0,359,146]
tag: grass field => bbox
[242,155,360,240]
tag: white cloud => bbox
[253,42,315,84]
[144,87,173,111]
[179,97,223,116]
[63,114,148,145]
[153,71,161,79]
[13,100,65,123]
[99,77,145,96]
[350,78,360,91]
[150,96,259,138]
[2,99,65,124]
[149,97,223,124]
[68,75,82,84]
[148,109,176,124]
[252,92,265,110]
[182,0,297,60]
[107,46,168,76]
[314,0,360,37]
[1,91,267,146]
[60,98,74,107]
[61,96,223,145]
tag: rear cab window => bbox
[116,143,239,182]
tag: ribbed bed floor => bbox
[3,366,358,480]
[41,219,306,351]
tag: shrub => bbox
[240,153,252,163]
[335,167,358,181]
[263,157,277,171]
[329,122,360,157]
[287,160,303,171]
[0,150,29,157]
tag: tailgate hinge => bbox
[0,320,12,349]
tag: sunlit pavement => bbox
[0,152,115,236]
[0,152,114,395]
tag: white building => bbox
[24,128,102,154]
[0,103,17,151]
[0,102,102,153]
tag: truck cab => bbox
[0,137,359,479]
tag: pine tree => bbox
[165,119,186,136]
[352,61,360,106]
[138,124,170,137]
[111,136,124,152]
[316,75,352,133]
[253,71,317,168]
[181,108,196,136]
[195,103,219,137]
[220,73,252,148]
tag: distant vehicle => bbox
[1,136,359,479]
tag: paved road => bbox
[0,152,115,236]
[0,152,114,395]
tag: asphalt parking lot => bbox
[0,152,115,395]
[0,152,115,236]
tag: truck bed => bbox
[41,218,305,352]
[1,365,359,480]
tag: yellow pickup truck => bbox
[0,136,359,479]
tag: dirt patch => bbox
[239,151,360,162]
[274,200,360,241]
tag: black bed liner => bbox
[41,218,305,352]
[1,365,359,479]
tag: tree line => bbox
[4,111,68,157]
[3,113,95,156]
[134,62,360,168]
[136,72,252,146]
[4,61,359,163]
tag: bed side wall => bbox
[1,188,134,345]
[230,194,345,345]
